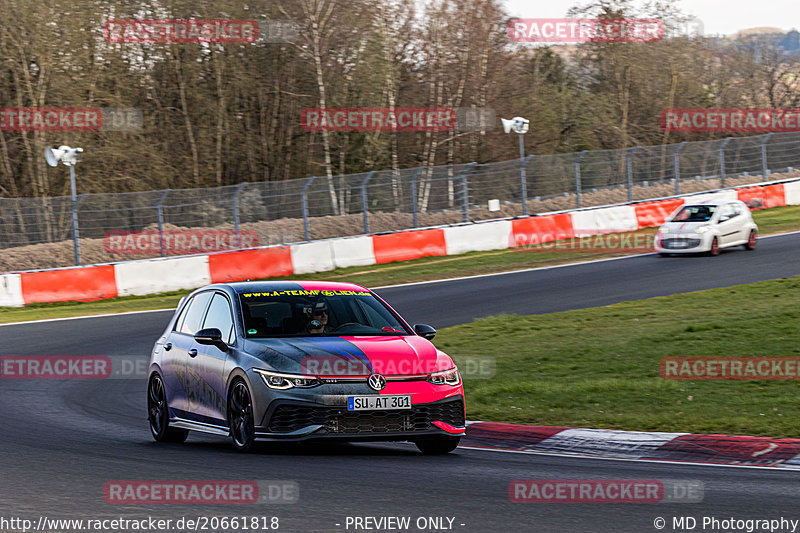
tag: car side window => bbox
[202,293,235,345]
[173,297,192,332]
[178,291,213,336]
[718,204,735,221]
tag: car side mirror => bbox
[413,324,436,340]
[718,214,729,222]
[194,328,227,351]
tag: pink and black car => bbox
[148,281,466,454]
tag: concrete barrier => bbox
[444,221,512,255]
[116,256,211,296]
[571,205,638,233]
[0,274,23,307]
[330,236,375,268]
[291,241,336,274]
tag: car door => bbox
[163,291,213,419]
[716,203,740,246]
[186,291,236,425]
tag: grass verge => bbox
[437,275,800,436]
[1,205,798,324]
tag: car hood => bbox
[662,221,710,233]
[243,335,454,376]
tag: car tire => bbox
[228,379,256,452]
[148,374,189,443]
[414,436,461,455]
[709,236,720,256]
[744,230,757,250]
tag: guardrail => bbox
[1,131,799,271]
[1,176,797,307]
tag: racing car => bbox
[147,281,466,454]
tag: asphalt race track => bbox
[1,233,799,532]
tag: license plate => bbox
[347,395,411,411]
[667,240,687,248]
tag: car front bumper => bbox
[655,232,712,253]
[253,395,466,441]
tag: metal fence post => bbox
[360,171,375,234]
[674,142,687,195]
[69,165,82,266]
[460,162,476,223]
[410,167,423,228]
[761,133,773,181]
[71,193,85,266]
[232,183,247,248]
[156,189,170,257]
[625,146,640,203]
[574,150,588,208]
[301,177,316,241]
[517,134,530,215]
[719,137,732,188]
[520,154,533,216]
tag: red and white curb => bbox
[463,421,800,468]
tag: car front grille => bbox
[662,238,701,249]
[267,397,465,435]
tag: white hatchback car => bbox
[655,200,758,256]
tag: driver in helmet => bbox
[304,301,330,334]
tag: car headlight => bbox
[428,367,460,386]
[696,226,710,234]
[658,226,670,234]
[254,369,320,390]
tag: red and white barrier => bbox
[116,256,211,297]
[783,180,800,205]
[2,178,798,306]
[0,274,23,307]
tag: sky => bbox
[502,0,800,36]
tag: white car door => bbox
[716,203,743,246]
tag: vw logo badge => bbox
[368,373,386,391]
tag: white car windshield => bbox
[671,205,716,223]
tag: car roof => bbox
[682,199,743,207]
[223,280,370,294]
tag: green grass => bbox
[435,276,800,436]
[0,204,798,324]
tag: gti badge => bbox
[368,373,386,391]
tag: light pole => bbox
[501,116,531,216]
[44,145,84,265]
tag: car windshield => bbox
[238,289,410,337]
[671,205,716,222]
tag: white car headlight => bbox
[254,369,320,390]
[658,227,670,234]
[428,367,460,386]
[696,226,710,234]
